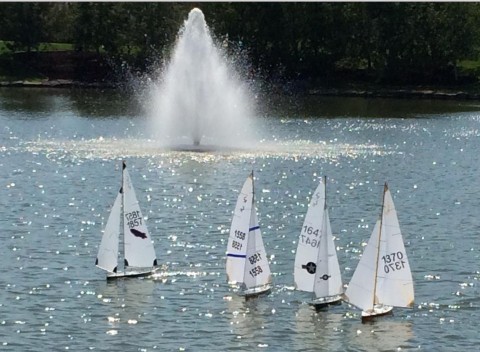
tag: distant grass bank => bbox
[0,44,113,84]
[0,41,74,55]
[2,42,480,100]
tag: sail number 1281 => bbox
[125,210,142,228]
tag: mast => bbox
[249,170,255,288]
[251,170,255,203]
[323,176,328,211]
[312,175,328,299]
[372,182,388,309]
[122,160,127,270]
[323,176,327,210]
[323,176,328,296]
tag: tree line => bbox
[0,2,479,86]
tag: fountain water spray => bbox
[148,8,257,150]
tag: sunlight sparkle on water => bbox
[20,137,389,163]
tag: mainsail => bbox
[313,206,343,298]
[242,206,272,290]
[122,165,157,269]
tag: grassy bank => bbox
[2,42,480,99]
[0,42,113,84]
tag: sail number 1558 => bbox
[249,266,263,277]
[234,230,246,240]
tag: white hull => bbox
[309,294,343,309]
[243,283,272,299]
[361,305,393,322]
[106,267,158,280]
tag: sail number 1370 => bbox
[382,251,406,273]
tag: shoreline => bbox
[0,79,116,89]
[2,79,480,101]
[307,87,480,100]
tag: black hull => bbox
[310,297,343,311]
[106,268,157,280]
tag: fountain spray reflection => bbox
[148,8,257,151]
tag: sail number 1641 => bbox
[300,226,321,248]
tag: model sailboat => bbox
[344,183,414,321]
[226,171,272,298]
[294,176,343,308]
[96,161,158,279]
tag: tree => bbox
[0,3,46,52]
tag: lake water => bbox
[1,88,480,351]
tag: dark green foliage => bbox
[0,2,479,85]
[0,3,47,52]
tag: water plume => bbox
[148,8,257,151]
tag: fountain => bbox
[148,8,257,151]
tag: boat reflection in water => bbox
[95,278,157,335]
[293,303,344,351]
[225,293,271,348]
[349,319,415,351]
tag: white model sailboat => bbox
[344,183,414,321]
[226,171,272,298]
[96,161,158,279]
[294,176,343,308]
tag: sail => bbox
[242,205,272,290]
[122,164,157,269]
[294,180,326,292]
[96,190,122,272]
[313,207,343,298]
[375,187,414,308]
[344,184,414,312]
[344,220,381,312]
[226,174,253,284]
